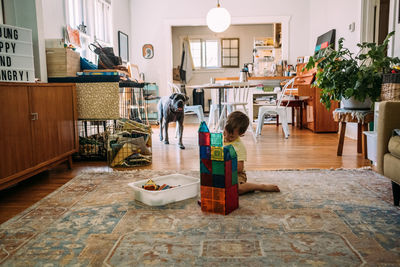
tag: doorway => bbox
[362,0,390,46]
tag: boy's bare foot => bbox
[260,184,280,192]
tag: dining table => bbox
[186,82,259,118]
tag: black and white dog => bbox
[158,93,188,149]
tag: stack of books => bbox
[76,69,129,78]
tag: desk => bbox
[333,109,374,157]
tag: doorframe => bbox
[361,0,396,56]
[163,16,291,96]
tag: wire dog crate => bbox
[107,119,152,167]
[74,120,116,161]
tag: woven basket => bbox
[381,73,400,101]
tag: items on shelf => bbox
[76,69,129,78]
[108,119,152,167]
[253,36,283,77]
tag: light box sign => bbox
[0,24,35,82]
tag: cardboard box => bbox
[46,48,80,77]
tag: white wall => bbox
[111,0,131,59]
[42,0,65,39]
[130,0,311,97]
[309,0,362,56]
[309,0,363,139]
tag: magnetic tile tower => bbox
[198,121,239,215]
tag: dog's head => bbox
[169,93,189,112]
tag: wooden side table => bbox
[333,109,374,158]
[281,99,306,129]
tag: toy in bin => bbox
[198,121,239,215]
[128,174,199,206]
[142,179,176,191]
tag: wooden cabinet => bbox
[295,64,339,133]
[0,83,78,190]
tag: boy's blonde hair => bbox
[225,111,249,135]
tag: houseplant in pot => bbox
[305,31,400,110]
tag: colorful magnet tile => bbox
[232,158,237,172]
[201,159,212,172]
[200,159,212,174]
[198,121,210,133]
[232,170,238,185]
[210,133,223,147]
[225,184,239,214]
[201,199,213,213]
[212,161,225,176]
[199,132,210,146]
[211,147,224,161]
[225,160,232,187]
[212,187,226,202]
[212,174,225,188]
[200,145,211,159]
[201,173,213,187]
[228,145,237,158]
[212,200,226,214]
[223,146,232,161]
[200,185,213,200]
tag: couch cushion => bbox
[388,135,400,159]
[384,153,400,184]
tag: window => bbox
[67,0,87,31]
[94,0,112,44]
[189,39,219,69]
[66,0,112,62]
[221,38,239,67]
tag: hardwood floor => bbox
[0,123,371,224]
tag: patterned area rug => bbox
[1,169,399,266]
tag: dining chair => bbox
[212,82,256,139]
[207,88,220,130]
[255,77,297,139]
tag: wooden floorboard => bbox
[0,123,371,224]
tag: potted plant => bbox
[305,31,400,110]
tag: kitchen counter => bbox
[215,76,292,81]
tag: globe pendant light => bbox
[206,0,231,33]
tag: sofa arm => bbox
[377,101,400,174]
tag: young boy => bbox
[223,111,280,195]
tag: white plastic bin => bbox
[128,174,199,206]
[363,131,377,165]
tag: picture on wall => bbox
[118,31,129,63]
[142,44,154,59]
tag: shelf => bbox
[254,46,275,49]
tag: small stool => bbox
[333,108,374,158]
